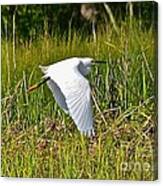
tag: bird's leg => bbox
[27,77,50,93]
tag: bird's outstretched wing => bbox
[47,80,69,113]
[56,72,94,136]
[40,63,94,136]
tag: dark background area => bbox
[1,2,157,42]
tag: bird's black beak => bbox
[92,60,107,65]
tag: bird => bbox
[28,57,105,136]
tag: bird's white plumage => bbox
[47,79,68,113]
[40,57,94,136]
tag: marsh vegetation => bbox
[1,2,157,180]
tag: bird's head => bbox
[80,57,94,66]
[78,57,106,76]
[78,57,93,76]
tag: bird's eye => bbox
[90,60,95,65]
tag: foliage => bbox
[1,2,157,180]
[1,2,157,41]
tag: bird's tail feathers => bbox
[39,65,48,73]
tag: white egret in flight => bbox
[28,57,105,136]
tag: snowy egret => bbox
[28,57,105,136]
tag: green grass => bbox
[1,22,157,180]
